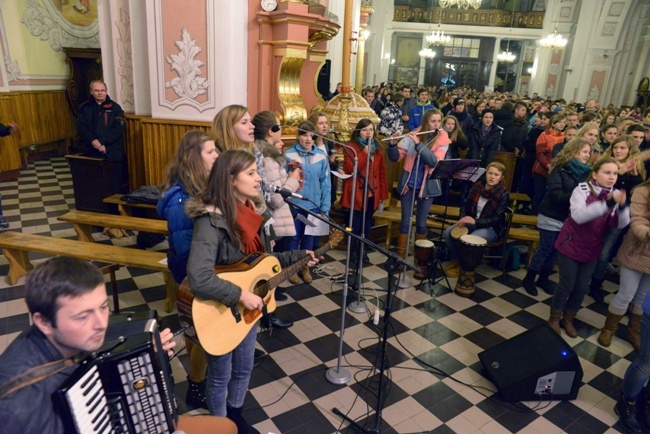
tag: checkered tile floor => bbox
[0,158,632,433]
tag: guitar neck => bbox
[268,241,333,288]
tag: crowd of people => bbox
[2,77,650,433]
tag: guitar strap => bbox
[0,352,87,400]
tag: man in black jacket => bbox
[76,80,127,194]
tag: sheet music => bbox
[453,167,485,183]
[331,171,352,180]
[304,214,330,236]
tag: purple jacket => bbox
[555,182,630,263]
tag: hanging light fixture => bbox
[498,4,516,63]
[439,0,482,10]
[419,48,436,59]
[426,24,451,46]
[539,22,568,49]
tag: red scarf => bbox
[236,200,264,254]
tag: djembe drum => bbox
[414,239,434,280]
[455,234,488,297]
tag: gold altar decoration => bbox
[321,92,380,143]
[393,6,544,29]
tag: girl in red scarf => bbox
[186,150,318,433]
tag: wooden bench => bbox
[374,210,457,248]
[393,203,538,227]
[19,136,71,168]
[0,231,178,313]
[58,210,168,243]
[103,194,158,216]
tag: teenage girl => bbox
[186,150,317,433]
[613,180,650,434]
[589,135,646,303]
[531,114,566,214]
[548,158,630,337]
[522,138,592,296]
[600,123,619,152]
[388,109,450,265]
[157,130,218,408]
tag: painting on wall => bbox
[53,0,99,27]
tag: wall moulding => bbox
[22,0,100,52]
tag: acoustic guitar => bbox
[177,230,344,356]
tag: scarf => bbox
[589,179,612,201]
[567,158,591,178]
[236,200,264,254]
[480,123,492,138]
[359,137,376,156]
[466,180,507,221]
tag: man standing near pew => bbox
[0,121,18,229]
[76,80,127,196]
[0,257,236,434]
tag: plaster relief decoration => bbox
[22,0,100,52]
[548,63,560,76]
[601,22,617,37]
[588,85,600,101]
[115,7,133,110]
[546,84,555,98]
[608,2,625,17]
[164,28,210,109]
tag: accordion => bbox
[55,321,178,434]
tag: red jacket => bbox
[341,140,389,211]
[532,129,564,178]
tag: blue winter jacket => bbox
[157,183,193,283]
[283,143,331,214]
[408,101,436,131]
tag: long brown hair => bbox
[602,135,647,180]
[198,149,257,250]
[160,130,214,197]
[442,114,467,143]
[211,104,252,152]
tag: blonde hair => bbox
[551,138,591,172]
[211,104,253,152]
[602,135,646,180]
[486,161,506,176]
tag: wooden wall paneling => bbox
[140,118,211,186]
[125,114,146,191]
[0,96,21,173]
[10,91,75,148]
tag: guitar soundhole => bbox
[253,279,269,299]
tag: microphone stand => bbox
[307,129,359,385]
[348,138,372,314]
[285,197,419,426]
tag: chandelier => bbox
[439,0,482,10]
[426,24,451,46]
[497,50,516,63]
[419,48,436,59]
[539,30,568,49]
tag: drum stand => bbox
[415,245,451,295]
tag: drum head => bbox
[450,226,469,240]
[460,234,488,246]
[415,239,434,248]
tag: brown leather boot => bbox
[397,233,409,259]
[299,268,313,284]
[627,312,642,351]
[548,308,562,334]
[598,311,625,347]
[561,310,579,338]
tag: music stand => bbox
[417,159,482,293]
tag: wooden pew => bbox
[58,210,168,243]
[103,194,158,216]
[0,231,178,313]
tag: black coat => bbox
[467,123,502,167]
[77,95,126,162]
[494,109,515,152]
[538,164,586,222]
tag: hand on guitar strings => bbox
[240,290,264,311]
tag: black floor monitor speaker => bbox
[478,324,583,402]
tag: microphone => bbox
[271,125,283,133]
[263,183,305,200]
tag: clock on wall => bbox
[261,0,278,12]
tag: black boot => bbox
[536,268,557,295]
[636,390,650,433]
[589,278,606,303]
[185,378,207,409]
[226,405,260,434]
[522,269,538,296]
[260,312,293,330]
[615,394,643,433]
